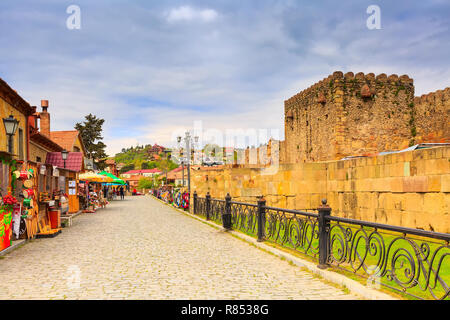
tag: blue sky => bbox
[1,1,449,155]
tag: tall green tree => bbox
[75,114,108,169]
[138,177,154,189]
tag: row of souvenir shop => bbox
[0,155,125,252]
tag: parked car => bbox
[202,157,224,166]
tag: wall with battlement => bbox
[414,87,450,144]
[284,72,341,163]
[283,71,448,163]
[192,146,450,233]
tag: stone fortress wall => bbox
[244,71,449,165]
[192,71,449,232]
[192,146,450,233]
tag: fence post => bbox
[193,191,197,214]
[223,193,232,230]
[257,197,266,242]
[317,199,331,269]
[205,192,211,220]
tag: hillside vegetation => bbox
[114,144,178,173]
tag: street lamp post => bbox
[61,149,69,168]
[3,115,19,154]
[181,160,185,186]
[177,132,199,201]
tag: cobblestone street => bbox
[0,196,357,300]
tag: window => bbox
[36,156,42,163]
[18,129,24,160]
[74,146,80,152]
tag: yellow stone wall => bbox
[0,97,27,160]
[73,135,85,154]
[29,141,49,164]
[192,146,450,233]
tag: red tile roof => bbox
[122,169,162,175]
[50,131,84,153]
[45,152,84,172]
[0,77,34,115]
[30,132,64,152]
[168,166,183,173]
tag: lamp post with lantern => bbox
[177,132,199,201]
[61,149,69,168]
[3,115,19,154]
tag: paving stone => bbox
[0,196,358,300]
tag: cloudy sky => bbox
[1,1,449,155]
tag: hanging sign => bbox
[12,203,21,239]
[53,166,59,177]
[40,165,46,175]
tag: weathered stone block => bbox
[441,174,450,192]
[401,193,424,212]
[402,176,428,193]
[423,193,445,215]
[427,175,441,192]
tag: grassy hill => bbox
[113,145,178,173]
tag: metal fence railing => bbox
[191,191,450,300]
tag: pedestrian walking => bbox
[119,186,125,200]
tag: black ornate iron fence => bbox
[230,201,258,236]
[327,216,450,300]
[264,206,319,259]
[191,191,450,300]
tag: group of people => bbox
[103,185,125,201]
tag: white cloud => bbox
[1,1,449,156]
[310,41,340,57]
[166,6,218,23]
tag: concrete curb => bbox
[150,195,397,300]
[0,239,29,257]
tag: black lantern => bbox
[61,149,69,168]
[3,115,19,154]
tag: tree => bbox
[138,177,154,189]
[75,114,108,169]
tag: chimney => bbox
[40,100,50,137]
[28,106,38,130]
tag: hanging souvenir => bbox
[23,198,33,208]
[23,189,34,198]
[23,180,33,189]
[13,170,32,180]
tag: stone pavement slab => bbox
[0,196,358,300]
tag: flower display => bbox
[2,195,17,205]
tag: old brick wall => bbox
[284,73,339,163]
[337,72,415,156]
[192,146,450,233]
[29,141,48,164]
[414,87,450,143]
[282,71,440,163]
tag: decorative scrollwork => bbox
[210,200,225,223]
[265,208,319,258]
[195,197,207,217]
[328,223,450,300]
[230,203,257,235]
